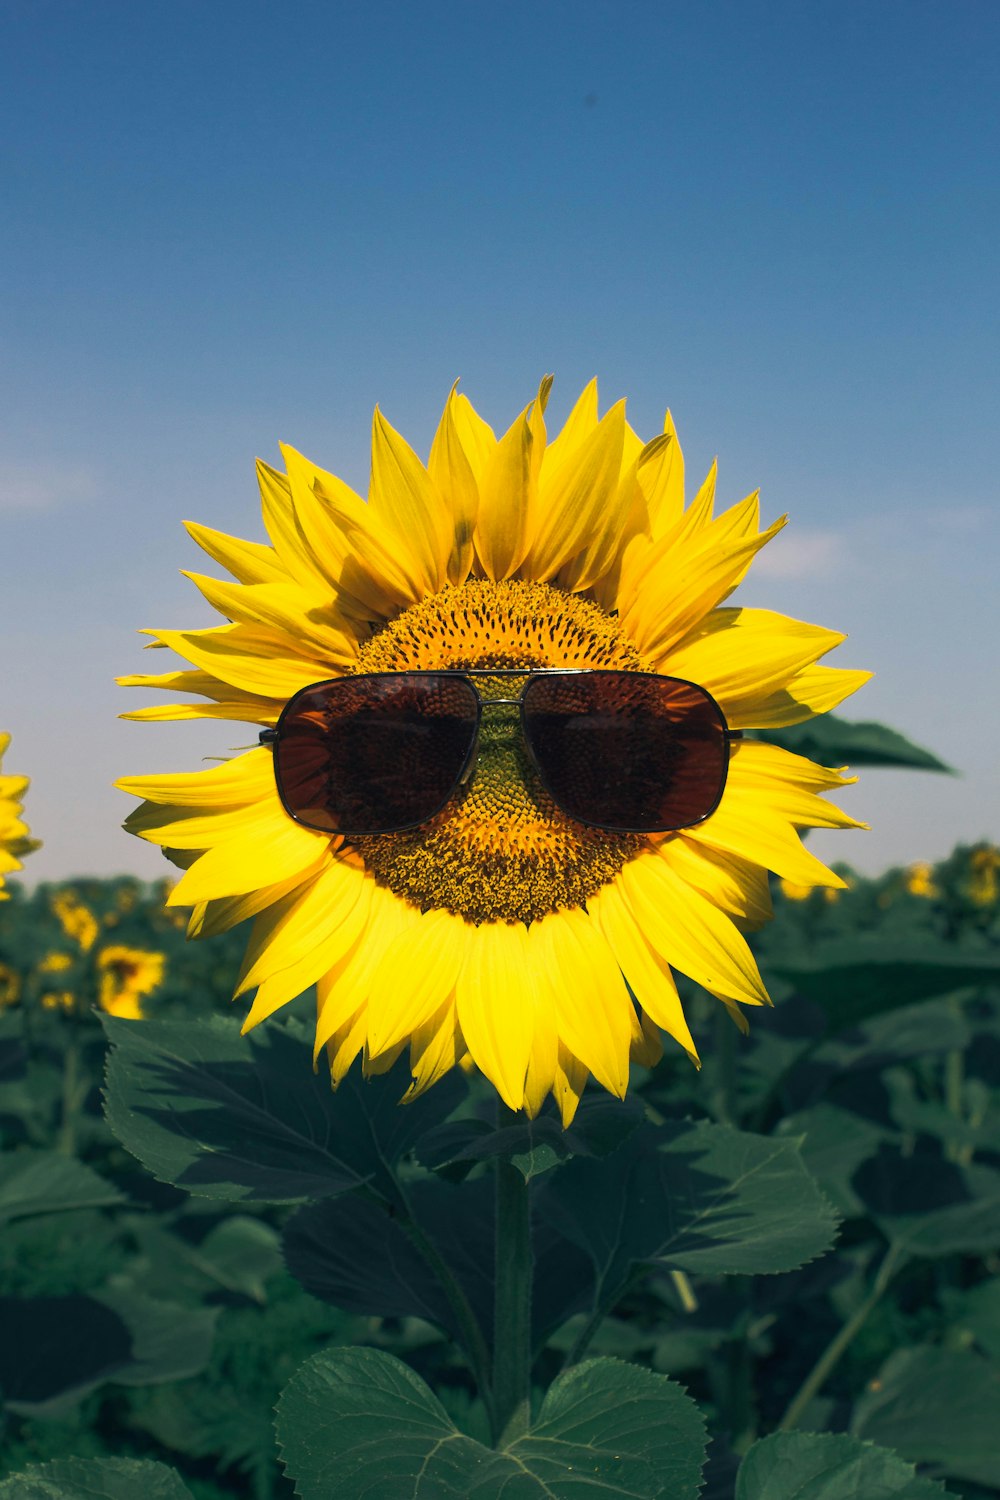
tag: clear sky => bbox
[2,0,998,884]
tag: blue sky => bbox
[2,0,997,883]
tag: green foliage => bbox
[753,714,953,771]
[735,1432,950,1498]
[0,846,998,1496]
[0,1456,196,1499]
[276,1348,708,1499]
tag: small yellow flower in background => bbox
[0,963,21,1008]
[51,890,100,952]
[905,861,939,899]
[118,379,870,1122]
[0,733,40,899]
[41,991,75,1012]
[780,878,844,905]
[779,879,813,902]
[39,952,74,974]
[97,945,166,1020]
[966,845,999,907]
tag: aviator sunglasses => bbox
[259,669,741,837]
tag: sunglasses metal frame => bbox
[259,668,742,836]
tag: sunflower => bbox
[96,944,166,1019]
[0,733,39,898]
[117,380,869,1123]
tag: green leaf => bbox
[416,1095,645,1181]
[947,1276,1000,1362]
[102,1014,466,1205]
[284,1175,594,1353]
[0,1289,216,1417]
[767,942,1000,1030]
[95,1287,217,1386]
[735,1431,948,1498]
[0,1456,195,1500]
[777,1104,892,1217]
[852,1345,1000,1487]
[276,1347,707,1498]
[0,1149,124,1226]
[853,1144,1000,1256]
[538,1119,839,1313]
[753,715,952,771]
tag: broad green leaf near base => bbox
[276,1347,707,1499]
[851,1345,1000,1488]
[102,1014,465,1205]
[0,1456,195,1499]
[537,1119,839,1316]
[735,1431,948,1499]
[0,1149,124,1226]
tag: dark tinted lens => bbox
[522,672,729,832]
[274,674,479,833]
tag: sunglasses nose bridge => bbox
[455,691,529,788]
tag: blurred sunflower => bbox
[51,889,100,952]
[96,944,166,1019]
[118,380,869,1122]
[0,963,20,1008]
[0,733,39,898]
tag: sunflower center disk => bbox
[354,579,646,925]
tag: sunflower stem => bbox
[492,1106,533,1446]
[58,1031,83,1156]
[777,1240,905,1432]
[396,1206,497,1433]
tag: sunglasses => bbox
[259,669,740,837]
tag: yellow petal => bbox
[118,668,280,724]
[143,624,330,699]
[428,386,481,586]
[742,665,874,727]
[116,747,274,807]
[256,459,342,600]
[474,401,542,581]
[658,837,773,930]
[236,855,370,995]
[455,921,534,1110]
[621,497,787,660]
[369,409,453,595]
[590,882,698,1061]
[365,908,465,1058]
[685,795,853,888]
[448,391,496,485]
[631,1009,664,1067]
[183,574,358,666]
[279,443,416,618]
[539,378,599,480]
[529,908,630,1098]
[239,871,373,1030]
[166,814,328,905]
[643,411,687,537]
[524,401,627,584]
[325,1004,368,1085]
[553,1044,589,1128]
[621,851,769,1007]
[183,521,287,586]
[403,997,464,1101]
[187,854,332,938]
[313,885,420,1057]
[660,608,847,717]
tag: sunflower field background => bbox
[1,715,998,1499]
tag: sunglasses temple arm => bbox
[259,729,278,747]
